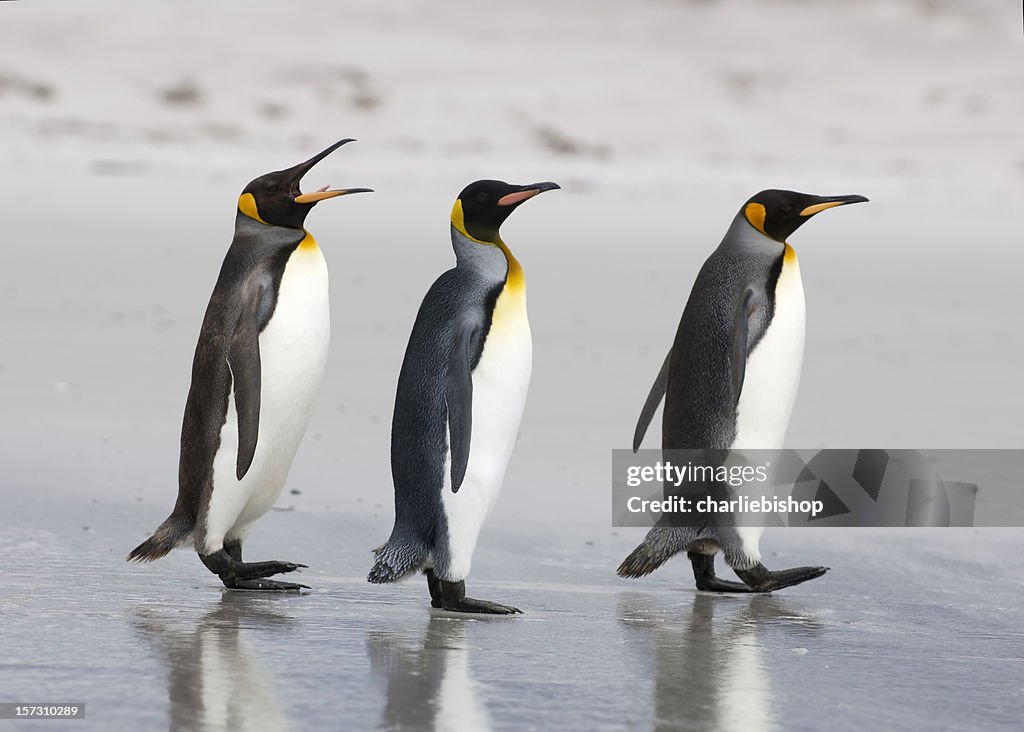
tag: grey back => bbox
[387,227,509,568]
[175,214,305,526]
[662,213,786,450]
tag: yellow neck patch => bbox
[744,202,768,237]
[495,238,525,292]
[450,200,524,292]
[784,242,798,264]
[450,199,524,290]
[299,230,319,252]
[238,193,268,224]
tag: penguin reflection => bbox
[367,616,492,731]
[133,593,292,732]
[618,593,822,732]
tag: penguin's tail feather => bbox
[617,525,688,578]
[127,514,193,563]
[367,535,429,584]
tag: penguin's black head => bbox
[451,179,560,243]
[742,189,868,242]
[237,139,372,229]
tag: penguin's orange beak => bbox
[284,138,373,204]
[798,194,869,217]
[497,181,561,207]
[294,186,373,204]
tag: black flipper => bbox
[632,351,671,452]
[731,287,764,405]
[446,322,476,493]
[228,279,272,481]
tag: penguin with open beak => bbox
[128,140,371,590]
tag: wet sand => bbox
[2,494,1022,731]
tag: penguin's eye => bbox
[475,191,489,204]
[266,183,281,195]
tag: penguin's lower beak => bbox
[284,138,374,204]
[497,181,561,207]
[799,194,869,217]
[294,186,373,204]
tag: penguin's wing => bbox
[446,320,478,493]
[731,286,765,405]
[227,276,273,481]
[632,351,671,452]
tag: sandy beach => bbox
[1,1,1022,729]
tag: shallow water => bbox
[2,494,1021,731]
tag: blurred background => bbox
[1,0,1020,527]
[2,3,1022,731]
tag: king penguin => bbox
[367,179,559,613]
[618,189,867,592]
[128,140,372,590]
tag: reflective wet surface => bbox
[2,496,1022,731]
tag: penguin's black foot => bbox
[224,538,243,562]
[697,576,754,593]
[425,569,443,609]
[201,549,308,586]
[733,563,829,593]
[234,560,307,580]
[689,552,753,593]
[436,578,522,615]
[446,597,522,615]
[223,577,309,592]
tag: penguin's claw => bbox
[223,577,309,592]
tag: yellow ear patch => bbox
[450,199,471,239]
[744,202,768,236]
[799,200,845,217]
[451,199,493,244]
[238,193,268,224]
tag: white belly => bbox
[440,291,532,580]
[203,242,330,553]
[733,247,805,451]
[731,246,804,560]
